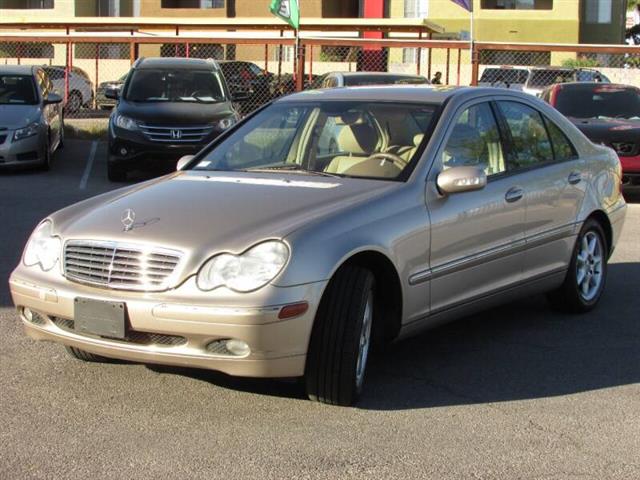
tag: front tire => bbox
[65,346,110,362]
[305,265,375,406]
[547,218,607,313]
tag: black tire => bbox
[547,218,608,313]
[108,160,127,182]
[40,136,51,171]
[305,265,375,406]
[65,91,82,114]
[65,346,110,362]
[57,117,65,150]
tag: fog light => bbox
[225,340,250,357]
[23,307,33,322]
[119,147,128,156]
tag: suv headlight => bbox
[196,241,289,292]
[23,220,61,272]
[14,122,40,141]
[217,116,236,130]
[113,114,138,131]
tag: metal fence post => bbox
[295,42,305,92]
[471,43,479,86]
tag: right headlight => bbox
[23,220,61,272]
[113,114,138,131]
[196,241,289,292]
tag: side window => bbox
[544,118,578,162]
[442,102,506,176]
[322,76,338,88]
[498,101,553,169]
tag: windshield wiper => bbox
[244,164,341,178]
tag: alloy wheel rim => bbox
[355,291,373,390]
[576,231,603,302]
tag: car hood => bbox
[0,104,40,129]
[569,117,640,142]
[53,170,398,271]
[117,100,235,125]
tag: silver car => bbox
[0,66,64,170]
[10,86,626,406]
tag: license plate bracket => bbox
[74,298,126,339]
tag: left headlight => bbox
[196,240,289,292]
[13,122,40,141]
[23,220,61,272]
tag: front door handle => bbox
[568,171,582,185]
[505,186,524,203]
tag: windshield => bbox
[0,74,37,105]
[479,68,528,84]
[124,69,226,103]
[191,101,437,181]
[555,86,640,120]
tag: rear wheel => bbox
[305,265,375,406]
[547,218,607,313]
[65,91,82,114]
[65,346,110,363]
[107,159,127,182]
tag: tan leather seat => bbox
[325,123,379,174]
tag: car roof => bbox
[335,72,425,78]
[134,57,219,70]
[550,82,638,91]
[278,85,483,104]
[0,65,36,76]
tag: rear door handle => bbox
[568,171,582,185]
[505,186,524,203]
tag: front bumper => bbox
[620,155,640,189]
[0,130,45,168]
[10,268,327,378]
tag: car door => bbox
[495,100,586,279]
[426,100,526,314]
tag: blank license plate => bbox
[74,298,126,339]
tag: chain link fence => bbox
[1,36,638,126]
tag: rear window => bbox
[479,68,528,84]
[555,86,640,120]
[528,70,574,88]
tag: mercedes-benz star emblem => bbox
[121,208,136,232]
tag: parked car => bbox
[105,57,244,181]
[542,82,640,190]
[478,67,529,90]
[313,71,429,88]
[522,67,609,96]
[10,86,626,406]
[96,72,128,110]
[217,60,273,114]
[0,65,63,170]
[42,66,94,114]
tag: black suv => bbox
[106,57,242,181]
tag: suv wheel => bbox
[65,91,82,114]
[305,265,375,406]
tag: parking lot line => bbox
[79,141,98,190]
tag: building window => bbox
[481,0,552,9]
[403,0,429,64]
[75,0,136,17]
[161,0,224,7]
[0,0,54,8]
[160,43,224,59]
[584,0,612,24]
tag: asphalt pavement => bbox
[1,140,639,479]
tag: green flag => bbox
[270,0,300,30]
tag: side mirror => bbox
[436,166,487,194]
[44,92,63,105]
[104,87,120,100]
[176,155,195,171]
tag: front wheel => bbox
[305,265,375,406]
[547,219,608,313]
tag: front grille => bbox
[64,240,183,291]
[51,317,187,346]
[139,124,214,143]
[611,142,638,157]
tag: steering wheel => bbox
[366,152,409,169]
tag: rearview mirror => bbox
[104,87,120,100]
[44,92,62,105]
[437,166,487,194]
[176,155,195,171]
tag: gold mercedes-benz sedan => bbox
[10,86,627,406]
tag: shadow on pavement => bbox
[144,262,640,409]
